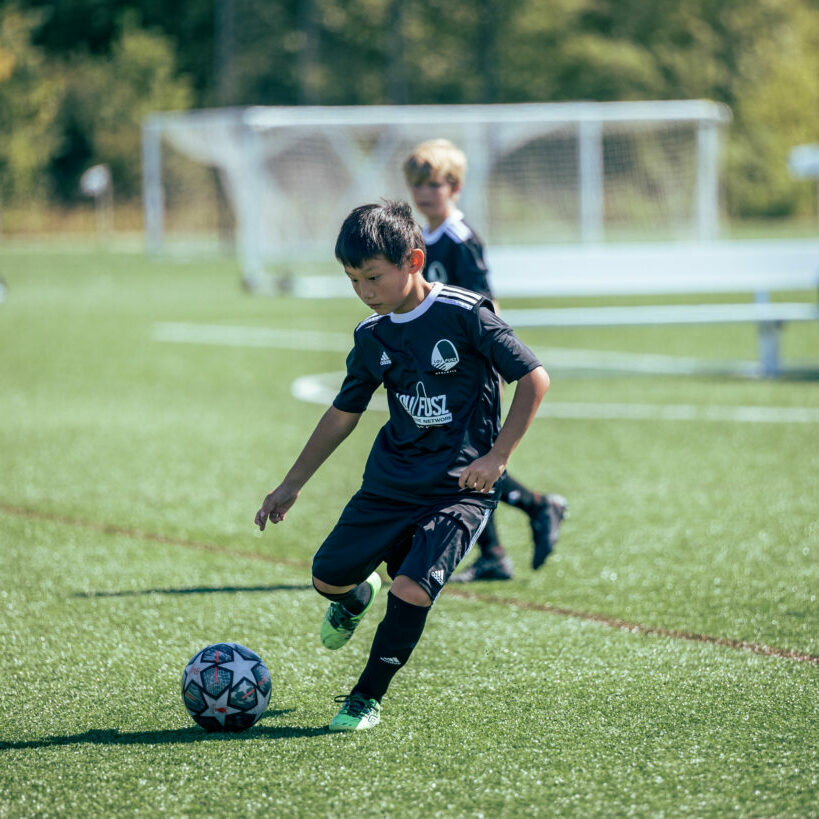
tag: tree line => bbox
[2,0,818,219]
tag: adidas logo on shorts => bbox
[430,569,445,584]
[379,656,402,665]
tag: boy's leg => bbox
[313,577,371,613]
[315,573,382,650]
[351,587,430,694]
[329,577,431,731]
[449,513,513,582]
[312,491,414,650]
[329,499,491,731]
[499,472,538,513]
[501,473,569,570]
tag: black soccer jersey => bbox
[422,209,493,299]
[333,282,541,504]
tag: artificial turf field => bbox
[1,244,817,817]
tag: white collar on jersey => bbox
[422,209,464,245]
[390,281,443,323]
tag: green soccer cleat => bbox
[320,571,381,650]
[328,693,381,732]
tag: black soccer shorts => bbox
[312,490,494,601]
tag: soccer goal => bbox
[142,101,731,290]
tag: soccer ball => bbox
[181,642,272,732]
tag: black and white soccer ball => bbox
[181,642,272,732]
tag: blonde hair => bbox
[403,139,467,188]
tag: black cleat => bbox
[530,494,568,570]
[450,554,514,583]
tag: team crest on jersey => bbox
[431,339,459,372]
[396,381,452,427]
[427,261,447,283]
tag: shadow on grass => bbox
[77,584,312,598]
[0,711,331,749]
[777,367,819,382]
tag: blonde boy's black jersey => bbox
[422,209,493,299]
[333,282,541,504]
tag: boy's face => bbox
[344,250,427,315]
[408,174,459,224]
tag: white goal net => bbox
[142,101,730,290]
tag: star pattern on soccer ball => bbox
[221,647,260,686]
[200,688,242,727]
[248,684,271,723]
[233,678,257,707]
[183,652,215,688]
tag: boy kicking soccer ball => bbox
[255,200,550,731]
[404,138,567,582]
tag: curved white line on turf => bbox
[291,371,384,409]
[290,371,819,424]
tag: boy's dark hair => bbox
[335,200,424,269]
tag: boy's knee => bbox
[390,575,432,607]
[312,575,355,599]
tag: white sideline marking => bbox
[152,323,819,423]
[152,322,350,351]
[291,372,819,424]
[536,402,819,424]
[529,346,760,376]
[152,322,760,376]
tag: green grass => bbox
[1,246,817,817]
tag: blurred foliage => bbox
[1,0,818,217]
[51,17,192,200]
[722,0,819,217]
[0,7,62,200]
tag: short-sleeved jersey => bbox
[422,209,493,299]
[333,282,541,504]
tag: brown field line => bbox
[0,502,307,571]
[444,589,819,664]
[2,502,817,666]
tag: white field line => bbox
[153,322,351,351]
[537,401,819,424]
[152,323,819,424]
[291,371,819,425]
[152,321,758,375]
[529,346,760,376]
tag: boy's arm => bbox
[458,366,550,493]
[255,406,361,530]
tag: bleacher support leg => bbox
[758,323,782,377]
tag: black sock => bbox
[314,579,372,615]
[500,473,539,516]
[476,514,505,559]
[353,592,430,702]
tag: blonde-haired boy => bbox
[404,139,568,582]
[403,138,467,188]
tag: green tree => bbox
[0,6,62,199]
[722,0,819,217]
[6,0,819,217]
[52,18,193,201]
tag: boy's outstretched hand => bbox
[255,482,300,531]
[459,453,506,494]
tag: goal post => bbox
[142,100,731,290]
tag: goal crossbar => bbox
[142,100,731,290]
